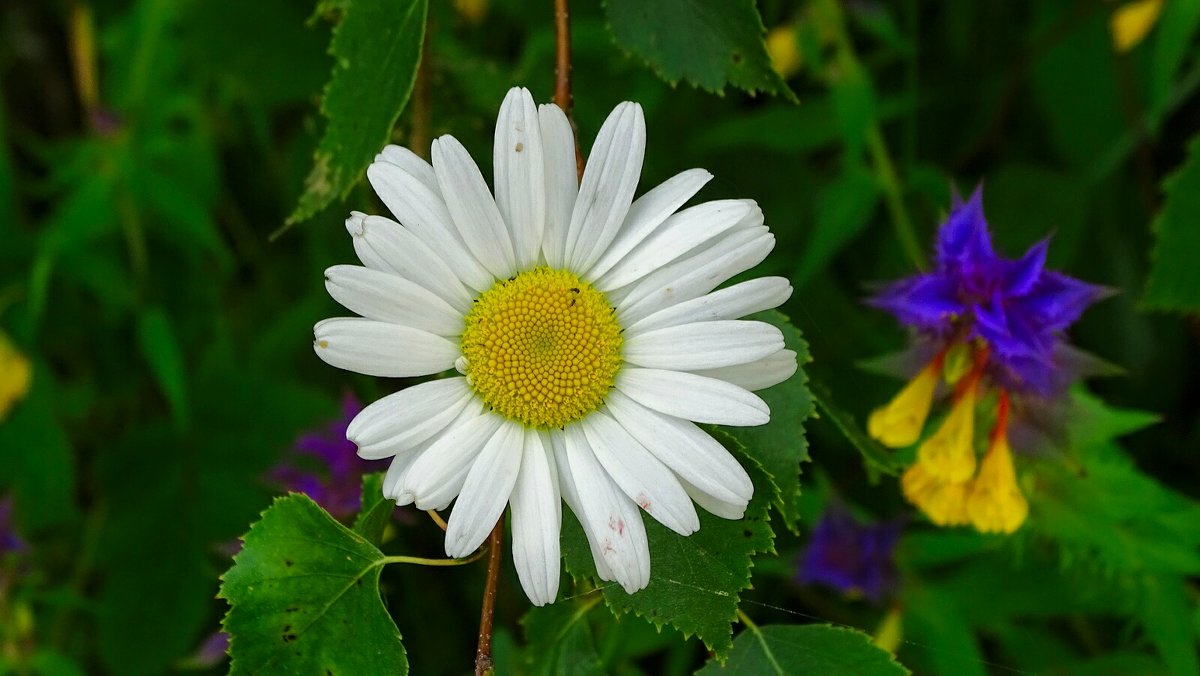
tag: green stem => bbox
[818,0,926,271]
[381,548,487,567]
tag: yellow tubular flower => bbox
[873,605,904,654]
[1111,0,1164,53]
[967,433,1028,534]
[915,383,977,482]
[868,361,940,448]
[901,462,970,527]
[0,334,32,421]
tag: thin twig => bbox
[409,25,431,159]
[474,517,505,676]
[553,0,584,180]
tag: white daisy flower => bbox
[314,87,796,606]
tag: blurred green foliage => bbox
[1,0,1199,674]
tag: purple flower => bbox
[0,496,25,556]
[869,187,1106,397]
[270,393,384,520]
[797,504,900,602]
[184,631,229,669]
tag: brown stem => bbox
[473,517,505,676]
[553,0,584,180]
[409,23,432,159]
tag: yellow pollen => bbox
[460,267,623,428]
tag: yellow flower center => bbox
[460,267,623,428]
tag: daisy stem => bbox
[474,516,505,676]
[553,0,584,180]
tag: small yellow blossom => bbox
[967,433,1028,534]
[916,383,977,482]
[766,26,803,79]
[901,461,970,526]
[868,361,940,448]
[0,334,32,421]
[1111,0,1163,53]
[454,0,488,24]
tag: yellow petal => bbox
[967,435,1028,534]
[454,0,489,24]
[901,462,971,527]
[766,26,803,79]
[916,385,977,482]
[0,334,32,421]
[868,362,939,448]
[1111,0,1164,53]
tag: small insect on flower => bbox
[313,87,796,605]
[867,187,1106,534]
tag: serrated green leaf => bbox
[696,624,910,675]
[809,378,903,476]
[722,311,814,531]
[288,0,428,225]
[603,0,795,100]
[561,444,774,659]
[136,307,190,429]
[354,471,393,546]
[1144,133,1200,312]
[220,494,407,676]
[521,600,606,676]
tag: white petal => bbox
[626,277,793,334]
[616,227,775,325]
[558,424,650,594]
[445,420,524,557]
[690,349,798,392]
[374,144,439,195]
[564,102,646,272]
[582,412,699,536]
[313,318,458,378]
[597,200,756,292]
[431,135,517,279]
[404,409,503,511]
[367,162,494,293]
[550,432,616,582]
[605,390,753,506]
[324,265,464,337]
[623,320,784,371]
[616,367,769,427]
[382,449,424,506]
[348,377,474,459]
[509,430,562,606]
[586,168,713,280]
[538,103,579,269]
[494,88,547,270]
[678,476,746,520]
[347,214,474,312]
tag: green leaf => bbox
[793,168,880,287]
[288,0,428,225]
[1140,575,1200,676]
[809,378,902,476]
[604,0,795,100]
[696,624,909,675]
[220,494,408,676]
[1151,0,1200,123]
[830,68,877,159]
[521,600,606,676]
[560,443,775,659]
[136,307,190,429]
[721,311,814,531]
[1144,133,1200,312]
[0,359,76,531]
[354,471,394,546]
